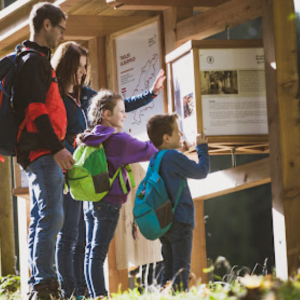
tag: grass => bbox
[1,273,300,300]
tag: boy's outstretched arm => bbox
[169,134,209,180]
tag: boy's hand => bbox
[196,133,208,145]
[152,69,166,95]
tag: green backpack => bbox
[67,142,135,202]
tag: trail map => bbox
[115,22,164,140]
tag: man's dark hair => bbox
[147,113,179,148]
[29,2,67,34]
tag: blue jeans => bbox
[84,201,121,298]
[56,192,86,298]
[159,222,194,291]
[26,155,64,287]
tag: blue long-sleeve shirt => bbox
[151,144,209,228]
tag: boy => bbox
[147,112,209,291]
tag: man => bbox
[13,3,74,299]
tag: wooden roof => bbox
[0,0,252,57]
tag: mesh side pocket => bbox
[155,201,173,229]
[92,172,110,193]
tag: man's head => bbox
[29,2,67,49]
[147,113,183,150]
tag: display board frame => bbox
[109,15,167,141]
[166,40,268,146]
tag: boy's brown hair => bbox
[147,113,179,148]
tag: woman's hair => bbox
[51,41,88,101]
[29,2,67,34]
[76,89,123,145]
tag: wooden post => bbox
[88,36,108,91]
[0,157,15,275]
[262,0,300,279]
[108,237,128,294]
[17,196,31,299]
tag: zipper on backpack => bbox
[135,209,151,219]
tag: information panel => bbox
[115,21,164,140]
[199,48,268,136]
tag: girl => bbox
[77,89,157,298]
[51,41,165,299]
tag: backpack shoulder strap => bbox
[153,149,169,172]
[17,47,53,90]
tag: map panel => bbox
[115,22,164,140]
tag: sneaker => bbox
[29,280,61,300]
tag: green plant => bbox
[0,275,20,300]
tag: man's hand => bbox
[196,133,208,146]
[54,148,75,170]
[152,69,166,95]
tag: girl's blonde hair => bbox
[76,89,123,144]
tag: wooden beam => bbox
[262,0,300,279]
[175,0,263,43]
[189,158,270,201]
[88,37,107,93]
[65,15,149,40]
[190,202,207,285]
[106,0,230,10]
[0,15,149,53]
[0,0,35,21]
[107,236,128,294]
[0,157,15,276]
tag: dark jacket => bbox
[14,40,66,168]
[64,86,97,154]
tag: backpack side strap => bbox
[110,164,135,194]
[153,149,187,213]
[172,178,187,213]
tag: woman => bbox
[51,41,165,299]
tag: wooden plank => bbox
[107,236,128,293]
[190,202,207,285]
[0,0,35,21]
[106,0,230,9]
[189,158,270,201]
[175,0,263,43]
[65,15,149,40]
[97,36,108,89]
[17,196,31,299]
[166,39,263,63]
[88,37,100,91]
[0,157,15,276]
[262,0,300,279]
[0,15,149,53]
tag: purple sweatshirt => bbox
[81,125,157,205]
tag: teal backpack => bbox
[133,150,186,241]
[67,142,135,202]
